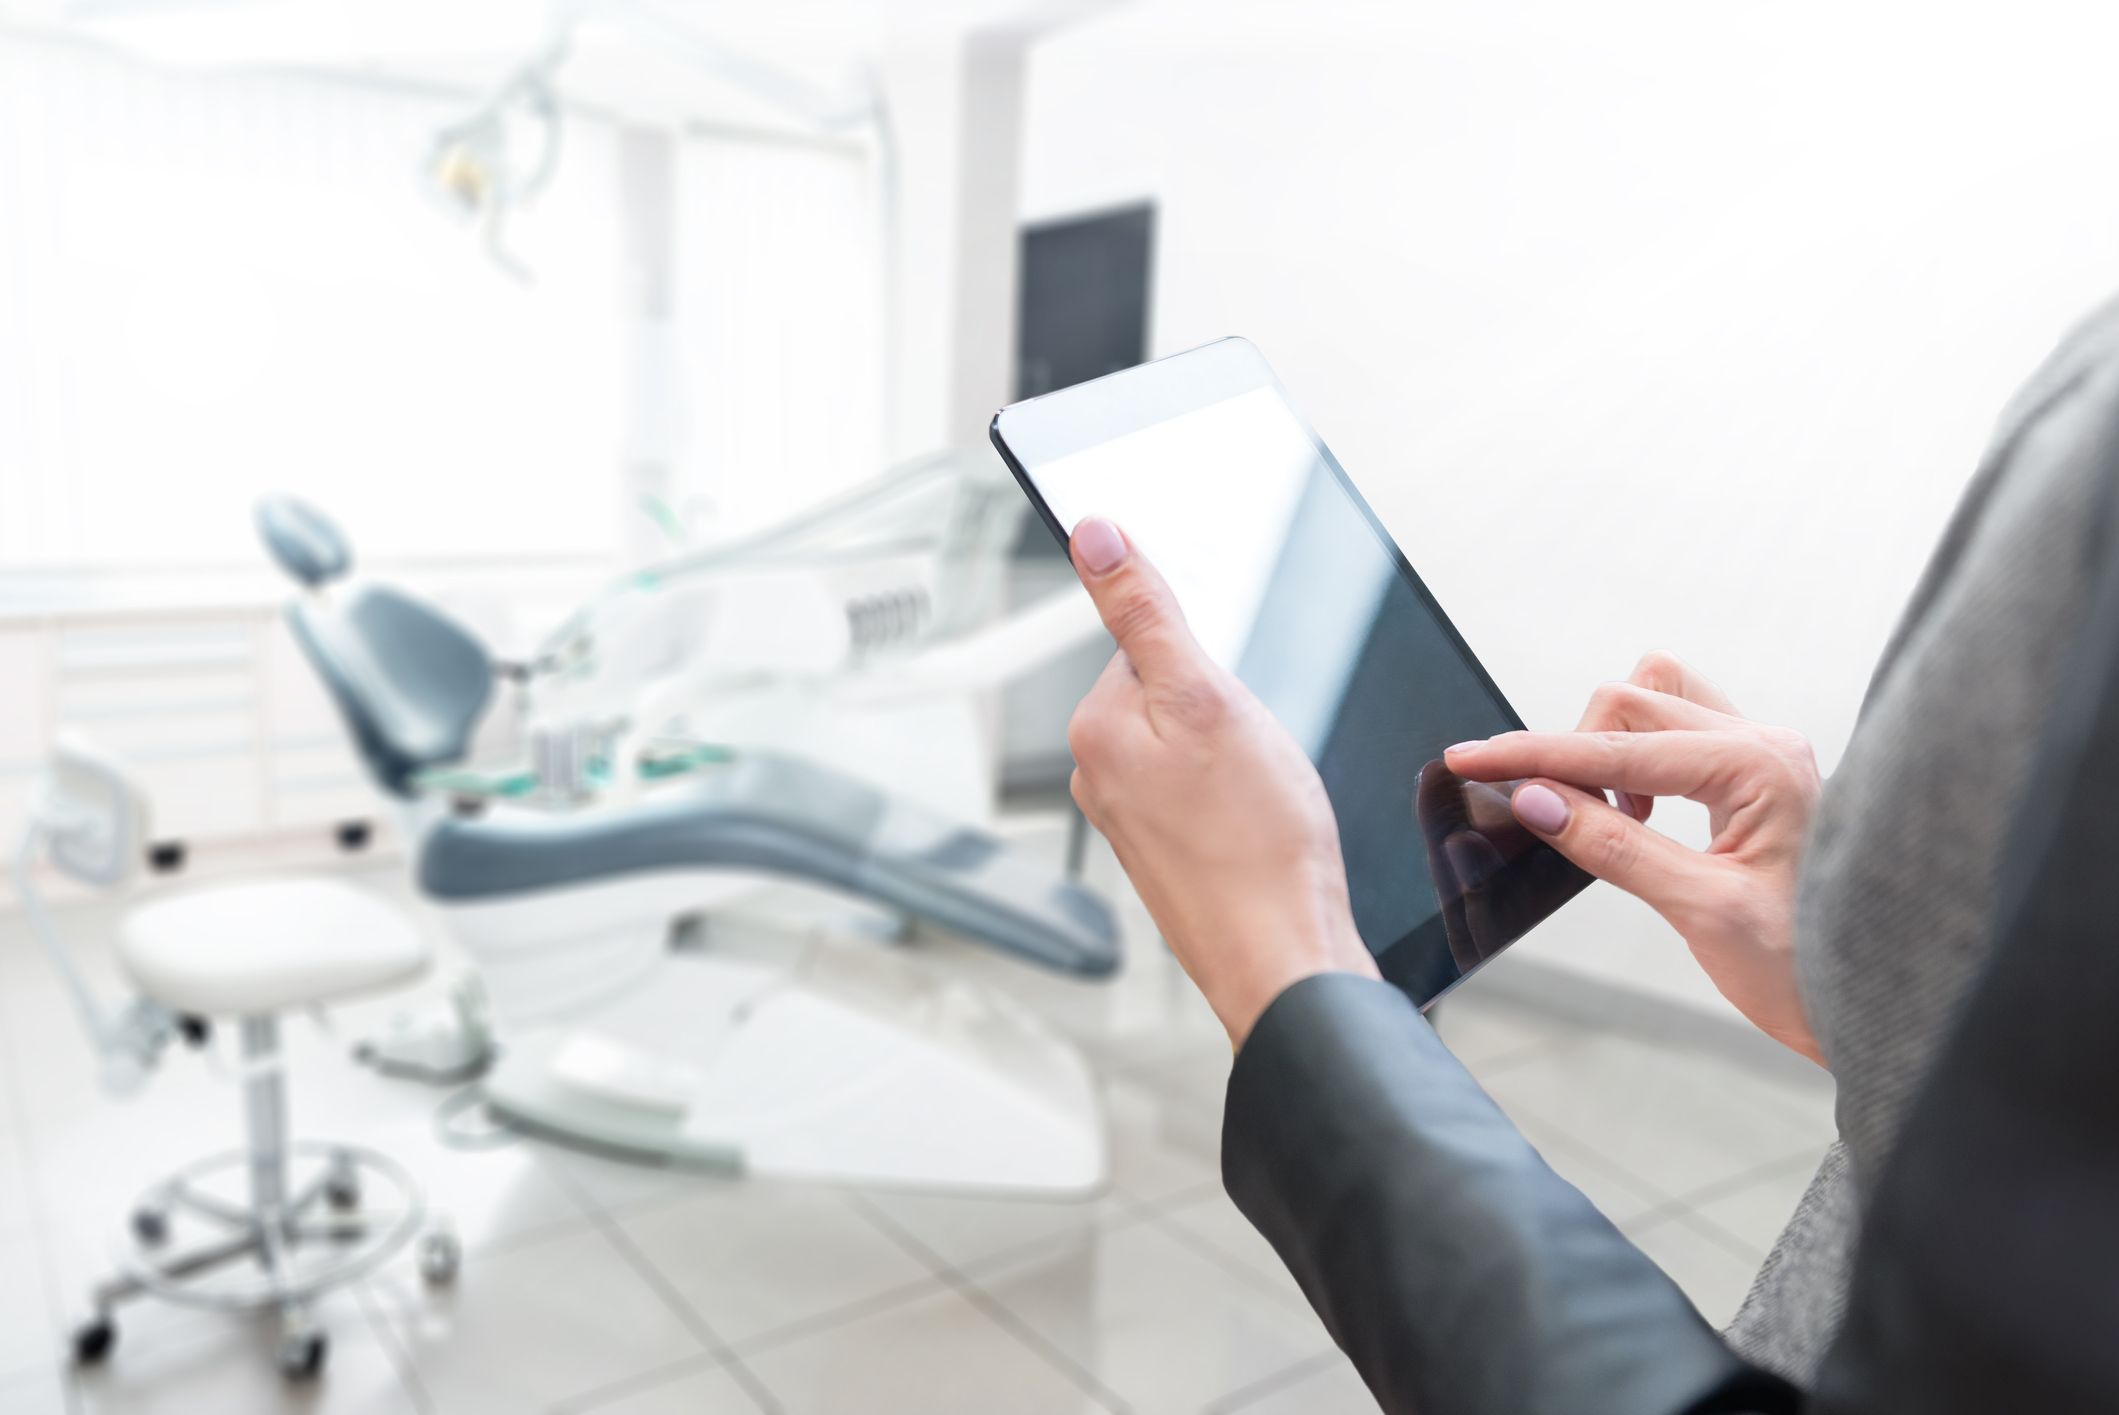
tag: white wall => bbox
[0,32,629,570]
[673,131,887,540]
[1021,0,2119,1015]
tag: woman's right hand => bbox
[1443,652,1827,1066]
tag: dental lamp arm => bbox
[836,589,1107,705]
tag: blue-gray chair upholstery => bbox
[287,587,493,801]
[256,496,354,588]
[420,751,1117,976]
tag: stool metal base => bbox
[72,1014,460,1382]
[76,1141,452,1380]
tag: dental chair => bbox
[259,493,1121,1194]
[14,736,458,1381]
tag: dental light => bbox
[422,0,884,280]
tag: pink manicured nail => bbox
[1446,740,1485,755]
[1072,517,1128,576]
[1513,784,1569,834]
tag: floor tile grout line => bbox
[452,1207,606,1263]
[1198,1347,1350,1415]
[1614,1143,1832,1254]
[1659,1205,1772,1268]
[1119,1177,1224,1216]
[545,1163,784,1415]
[582,1211,783,1415]
[550,1352,725,1415]
[352,1278,440,1415]
[543,1162,729,1227]
[1105,1183,1319,1308]
[1122,1198,1320,1320]
[1618,1200,1770,1268]
[942,1192,1166,1285]
[1509,1108,1683,1214]
[1439,1031,1598,1079]
[845,1187,1172,1292]
[1470,1010,1840,1115]
[1667,1143,1831,1211]
[723,1271,958,1360]
[535,1161,1169,1398]
[849,1191,1136,1415]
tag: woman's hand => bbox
[1065,518,1378,1047]
[1444,652,1826,1066]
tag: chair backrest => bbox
[38,733,151,890]
[288,586,495,799]
[255,495,353,589]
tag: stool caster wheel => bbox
[418,1228,461,1285]
[130,1205,169,1246]
[72,1316,116,1366]
[277,1328,327,1380]
[324,1150,360,1211]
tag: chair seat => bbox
[120,878,429,1016]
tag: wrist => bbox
[1219,932,1378,1049]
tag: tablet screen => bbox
[994,343,1590,1006]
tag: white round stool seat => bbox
[120,879,429,1017]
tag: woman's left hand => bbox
[1063,517,1379,1047]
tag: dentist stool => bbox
[16,737,459,1381]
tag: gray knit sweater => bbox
[1724,294,2119,1382]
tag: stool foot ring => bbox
[78,1139,424,1380]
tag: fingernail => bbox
[1445,740,1484,756]
[1072,517,1128,576]
[1513,783,1569,834]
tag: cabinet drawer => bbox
[0,633,46,770]
[59,670,255,719]
[137,755,265,839]
[55,624,257,676]
[60,709,258,763]
[271,781,383,829]
[0,763,34,847]
[265,619,344,739]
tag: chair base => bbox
[73,1141,455,1381]
[478,948,1108,1195]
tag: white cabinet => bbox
[0,631,47,849]
[262,618,374,830]
[0,603,384,852]
[52,621,268,839]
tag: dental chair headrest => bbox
[256,495,352,588]
[288,586,494,799]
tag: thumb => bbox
[1070,516,1209,686]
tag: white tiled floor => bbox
[0,815,1836,1414]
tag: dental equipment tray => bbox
[417,748,1120,978]
[412,739,734,801]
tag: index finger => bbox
[1627,649,1740,716]
[1446,729,1747,799]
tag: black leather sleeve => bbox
[1223,974,1802,1415]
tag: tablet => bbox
[991,336,1591,1008]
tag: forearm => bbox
[1223,973,1800,1415]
